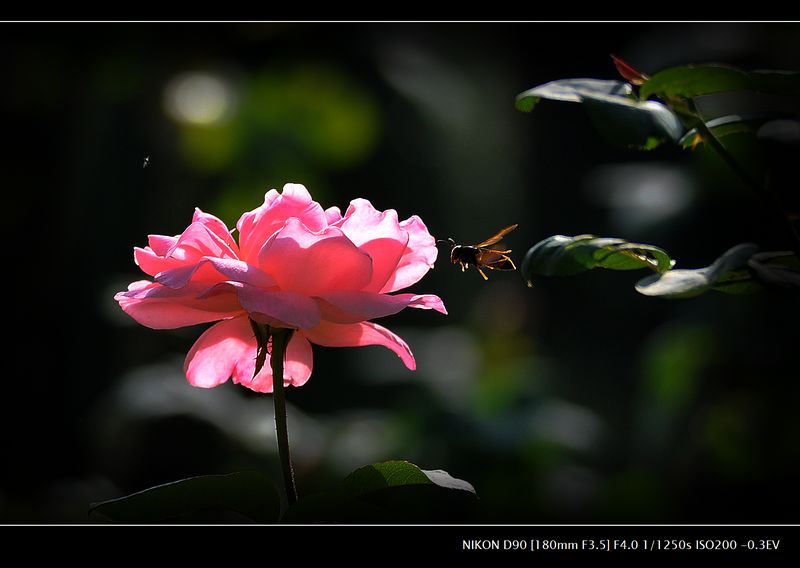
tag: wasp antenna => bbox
[436,238,453,245]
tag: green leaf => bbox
[640,65,800,100]
[515,79,633,111]
[635,243,761,299]
[747,251,800,289]
[283,460,477,523]
[521,235,673,286]
[678,114,778,149]
[342,460,477,495]
[582,97,685,149]
[516,79,684,149]
[89,471,281,523]
[522,237,798,298]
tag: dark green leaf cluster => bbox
[522,236,799,299]
[516,60,800,298]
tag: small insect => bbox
[439,224,518,281]
[142,155,150,169]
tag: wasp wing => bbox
[474,224,518,248]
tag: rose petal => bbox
[339,199,409,292]
[233,332,314,392]
[338,199,398,246]
[115,280,243,329]
[195,281,242,299]
[325,206,343,225]
[184,316,253,388]
[136,219,239,279]
[285,333,314,387]
[258,218,373,296]
[134,246,185,277]
[148,235,178,256]
[405,293,447,314]
[380,215,438,293]
[166,222,238,260]
[155,259,226,289]
[316,291,447,323]
[302,321,416,370]
[236,184,329,261]
[237,284,321,329]
[361,236,409,292]
[192,207,238,253]
[154,257,276,290]
[206,258,276,288]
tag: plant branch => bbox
[695,118,800,254]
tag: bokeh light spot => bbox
[164,72,236,126]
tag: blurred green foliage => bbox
[4,22,799,524]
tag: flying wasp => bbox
[439,224,518,281]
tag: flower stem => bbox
[249,319,298,506]
[269,327,298,506]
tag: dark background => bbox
[3,22,799,523]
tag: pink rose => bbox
[115,184,446,393]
